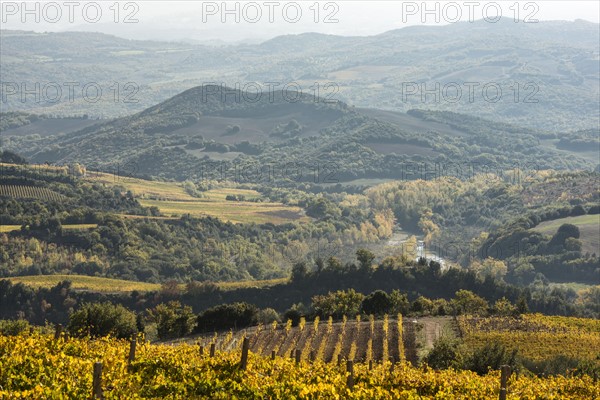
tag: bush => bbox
[148,301,196,340]
[464,342,518,375]
[361,290,392,316]
[312,289,364,319]
[0,319,30,336]
[425,336,462,370]
[283,309,302,327]
[68,302,137,339]
[195,302,258,333]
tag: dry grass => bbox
[532,214,600,255]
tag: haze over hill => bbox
[1,18,599,131]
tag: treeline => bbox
[0,150,28,164]
[0,112,47,132]
[557,128,600,151]
[1,250,597,333]
[0,282,522,342]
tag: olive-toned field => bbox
[86,172,308,224]
[7,275,287,294]
[532,214,600,255]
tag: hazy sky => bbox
[1,1,599,43]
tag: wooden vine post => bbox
[346,360,354,390]
[128,337,137,367]
[499,365,511,400]
[240,337,249,370]
[54,324,63,341]
[92,362,103,399]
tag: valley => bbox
[0,9,598,399]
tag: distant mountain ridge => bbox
[1,19,598,131]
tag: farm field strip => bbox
[138,198,307,224]
[7,275,287,293]
[0,184,65,201]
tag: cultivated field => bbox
[3,331,598,399]
[86,172,308,224]
[184,315,452,365]
[0,185,65,201]
[7,275,160,293]
[7,275,287,294]
[457,314,600,362]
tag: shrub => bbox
[195,302,258,333]
[464,342,518,375]
[148,301,196,340]
[312,289,364,319]
[361,290,392,316]
[0,319,30,336]
[425,336,462,370]
[68,302,137,339]
[452,290,488,316]
[283,303,306,327]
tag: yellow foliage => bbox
[1,332,597,399]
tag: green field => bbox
[532,214,600,255]
[86,171,308,224]
[7,275,287,293]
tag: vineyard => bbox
[457,314,600,362]
[1,330,598,399]
[0,184,65,201]
[189,315,412,364]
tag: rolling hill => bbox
[2,85,596,183]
